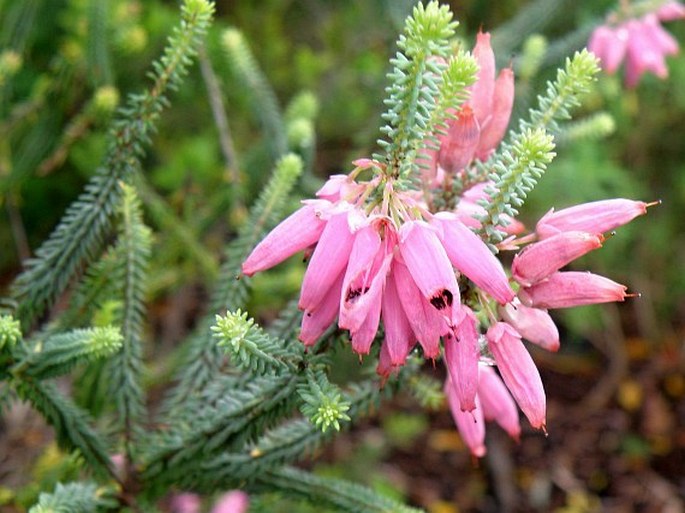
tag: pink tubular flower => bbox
[432,211,515,304]
[512,231,604,286]
[392,260,445,359]
[498,299,560,352]
[444,305,480,412]
[469,31,496,127]
[298,208,361,313]
[242,200,329,276]
[478,364,521,441]
[380,262,415,368]
[657,1,685,21]
[588,25,629,74]
[536,198,648,239]
[486,322,546,431]
[437,106,480,173]
[446,377,486,458]
[399,221,459,320]
[299,272,344,347]
[520,271,629,309]
[476,67,515,160]
[625,17,671,87]
[211,491,249,513]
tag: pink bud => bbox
[536,199,648,239]
[469,31,496,128]
[392,260,446,359]
[299,208,363,313]
[486,322,546,431]
[170,493,201,513]
[476,67,514,160]
[211,491,249,513]
[445,377,486,457]
[477,364,521,441]
[299,271,343,346]
[656,1,685,21]
[625,19,669,86]
[437,105,481,174]
[381,262,415,366]
[588,25,629,74]
[520,271,629,309]
[316,174,363,203]
[399,220,459,320]
[432,212,515,304]
[242,201,330,276]
[444,305,480,412]
[498,299,560,352]
[512,231,604,286]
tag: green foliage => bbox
[28,482,116,513]
[378,1,477,181]
[10,0,215,325]
[0,314,21,351]
[16,327,122,380]
[212,310,301,374]
[298,369,351,432]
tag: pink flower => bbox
[169,493,201,513]
[444,305,480,412]
[469,31,496,128]
[588,25,629,74]
[512,231,604,286]
[299,272,343,347]
[656,1,685,21]
[455,182,526,235]
[478,364,521,441]
[242,200,330,276]
[498,299,560,352]
[536,199,648,239]
[211,491,249,513]
[486,322,546,431]
[379,262,415,368]
[392,260,446,359]
[437,105,480,173]
[519,271,629,309]
[432,211,515,304]
[298,208,362,313]
[476,67,515,160]
[398,221,459,321]
[445,376,486,457]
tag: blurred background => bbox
[0,0,683,511]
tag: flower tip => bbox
[646,199,662,208]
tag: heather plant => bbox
[0,0,680,512]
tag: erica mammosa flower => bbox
[589,2,685,86]
[241,8,652,458]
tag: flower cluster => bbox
[589,1,685,87]
[241,31,651,457]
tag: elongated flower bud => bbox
[444,305,480,412]
[486,322,546,430]
[299,271,344,346]
[437,106,480,174]
[536,199,648,239]
[512,231,604,286]
[299,208,362,313]
[469,31,495,128]
[478,364,521,441]
[520,271,629,309]
[432,212,515,304]
[476,67,514,160]
[498,299,559,352]
[381,262,415,366]
[399,221,459,319]
[242,200,330,276]
[445,377,486,457]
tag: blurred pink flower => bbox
[211,491,249,513]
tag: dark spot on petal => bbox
[345,286,370,304]
[430,289,453,310]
